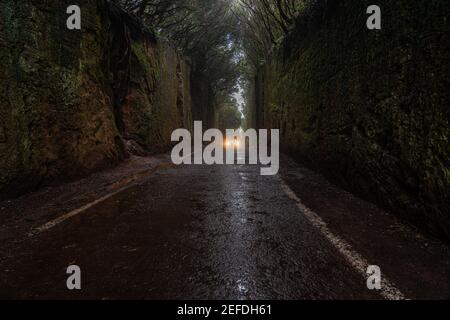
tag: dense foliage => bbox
[231,0,305,125]
[113,0,241,113]
[233,0,304,68]
[112,0,304,127]
[218,103,243,130]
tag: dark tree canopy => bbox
[113,0,242,108]
[218,100,242,131]
[112,0,305,121]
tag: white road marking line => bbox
[280,178,406,300]
[28,185,132,237]
[29,162,176,237]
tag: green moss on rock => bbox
[253,0,450,238]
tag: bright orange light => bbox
[224,137,241,148]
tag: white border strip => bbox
[28,186,131,237]
[280,179,406,300]
[28,162,176,237]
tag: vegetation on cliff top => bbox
[112,0,242,116]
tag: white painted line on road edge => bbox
[28,185,132,237]
[280,178,406,300]
[28,163,176,237]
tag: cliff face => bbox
[108,6,194,155]
[0,0,194,198]
[251,0,450,237]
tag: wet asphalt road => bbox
[1,154,450,299]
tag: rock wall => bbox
[251,0,450,238]
[0,0,194,198]
[108,5,193,155]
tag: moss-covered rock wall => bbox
[108,6,194,155]
[252,0,450,238]
[0,0,195,198]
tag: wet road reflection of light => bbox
[203,161,259,299]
